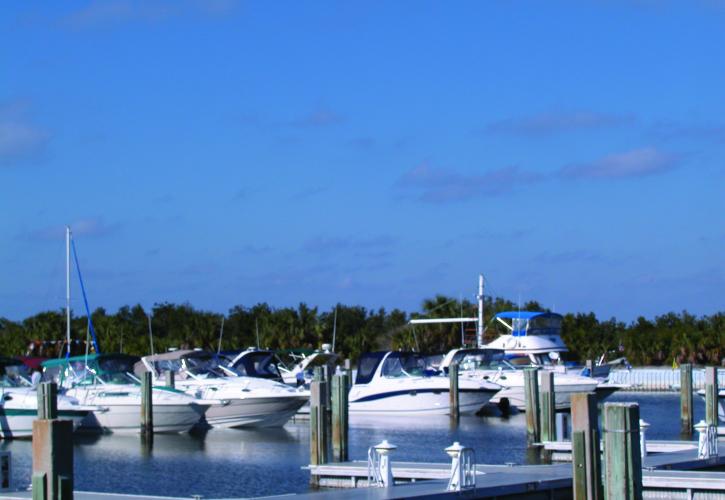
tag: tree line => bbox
[0,296,722,366]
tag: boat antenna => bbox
[476,274,484,348]
[331,306,338,352]
[255,318,260,348]
[216,316,225,354]
[65,226,71,359]
[147,313,155,356]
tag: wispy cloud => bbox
[487,111,635,136]
[558,147,680,179]
[396,162,544,203]
[23,218,122,241]
[651,121,725,144]
[0,100,50,166]
[60,0,239,30]
[291,108,345,128]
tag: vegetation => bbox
[1,297,722,366]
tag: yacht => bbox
[0,357,96,438]
[439,348,619,411]
[42,354,208,434]
[225,346,338,387]
[136,350,309,428]
[348,351,501,416]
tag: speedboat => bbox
[439,348,619,411]
[225,346,338,387]
[348,351,501,416]
[136,350,309,428]
[42,354,208,434]
[0,357,96,439]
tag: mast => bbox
[476,274,484,348]
[66,226,71,357]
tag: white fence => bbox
[609,367,725,391]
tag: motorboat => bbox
[136,350,309,428]
[42,354,208,434]
[0,357,96,439]
[348,351,501,416]
[439,348,619,411]
[225,346,338,387]
[696,388,725,422]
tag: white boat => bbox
[226,346,338,387]
[0,357,95,439]
[136,350,309,428]
[42,354,208,434]
[696,388,725,422]
[348,351,501,416]
[439,348,619,411]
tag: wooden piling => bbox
[449,363,460,419]
[331,373,349,462]
[705,366,719,427]
[37,383,57,420]
[310,379,329,469]
[524,367,540,446]
[602,403,643,500]
[164,370,175,389]
[679,363,693,436]
[141,371,153,438]
[33,382,69,500]
[539,371,556,443]
[571,392,603,500]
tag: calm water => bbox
[0,393,708,498]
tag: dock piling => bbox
[32,382,74,500]
[449,363,459,419]
[331,373,349,462]
[524,368,540,446]
[705,366,719,427]
[310,379,329,471]
[141,371,153,439]
[680,363,693,436]
[602,402,643,500]
[571,392,602,500]
[539,371,556,443]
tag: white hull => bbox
[203,395,309,428]
[0,409,89,439]
[77,402,205,434]
[490,382,600,410]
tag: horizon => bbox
[2,1,723,324]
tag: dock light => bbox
[372,440,396,487]
[639,419,650,458]
[695,420,718,459]
[445,441,476,491]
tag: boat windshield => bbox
[0,363,32,387]
[182,354,226,378]
[381,353,428,378]
[452,349,515,372]
[230,351,282,380]
[66,360,137,385]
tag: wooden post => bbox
[524,367,540,446]
[680,363,693,436]
[602,403,643,500]
[32,382,74,500]
[331,373,349,462]
[539,371,556,443]
[571,393,603,500]
[449,363,460,419]
[705,366,719,427]
[164,370,175,389]
[309,379,329,469]
[141,372,153,438]
[37,383,57,420]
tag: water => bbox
[0,392,708,498]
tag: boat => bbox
[0,357,96,439]
[348,351,501,416]
[225,346,338,387]
[696,388,725,422]
[439,348,619,411]
[42,354,208,434]
[136,349,309,428]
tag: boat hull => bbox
[203,396,309,428]
[77,402,206,434]
[349,385,496,416]
[0,409,90,439]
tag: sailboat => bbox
[41,226,209,434]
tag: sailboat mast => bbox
[66,226,71,357]
[476,274,484,348]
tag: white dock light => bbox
[370,440,397,487]
[639,419,650,458]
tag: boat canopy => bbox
[42,353,141,386]
[493,311,563,337]
[226,349,283,380]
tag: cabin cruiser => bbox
[225,346,338,387]
[0,357,97,438]
[42,354,208,434]
[348,351,501,416]
[136,350,309,428]
[439,348,620,411]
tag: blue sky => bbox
[1,0,723,322]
